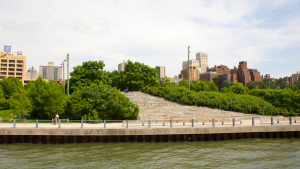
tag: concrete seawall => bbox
[1,125,300,144]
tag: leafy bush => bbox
[249,88,300,113]
[143,85,279,115]
[65,83,139,120]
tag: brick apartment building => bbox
[199,61,262,86]
[178,66,199,81]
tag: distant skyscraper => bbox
[118,60,128,72]
[196,52,208,73]
[155,66,165,79]
[39,62,62,81]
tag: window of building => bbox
[9,68,14,71]
[8,72,14,75]
[0,76,4,79]
[16,73,22,76]
[9,60,15,63]
[9,64,15,67]
[1,60,7,63]
[16,69,22,72]
[0,72,6,75]
[17,60,23,63]
[16,64,22,67]
[1,68,7,71]
[1,64,7,67]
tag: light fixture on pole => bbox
[188,46,190,90]
[61,62,65,94]
[66,54,69,97]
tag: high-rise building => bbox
[39,62,62,81]
[292,72,300,81]
[25,67,39,80]
[196,52,208,73]
[155,66,165,79]
[0,50,27,84]
[118,60,128,72]
[179,66,199,81]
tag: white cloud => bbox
[0,0,299,79]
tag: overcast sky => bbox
[0,0,299,78]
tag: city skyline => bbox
[0,0,299,78]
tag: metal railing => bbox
[0,116,299,129]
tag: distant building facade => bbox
[0,50,27,84]
[179,52,208,81]
[292,72,300,81]
[200,61,262,86]
[196,52,208,73]
[118,60,128,72]
[39,62,62,81]
[155,66,165,79]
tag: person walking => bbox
[55,113,58,125]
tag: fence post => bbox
[212,119,215,127]
[13,119,16,128]
[192,119,194,127]
[36,119,38,128]
[233,118,235,127]
[126,120,128,128]
[271,117,274,125]
[170,119,173,128]
[148,120,151,128]
[81,120,83,129]
[58,120,61,128]
[290,117,292,125]
[252,118,255,126]
[104,120,106,129]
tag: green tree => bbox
[212,77,221,89]
[229,80,249,94]
[67,83,139,120]
[276,78,288,89]
[161,77,171,86]
[69,60,111,93]
[9,89,32,117]
[27,77,66,118]
[262,78,276,89]
[118,60,159,91]
[0,76,23,99]
[246,81,263,90]
[178,78,188,87]
[221,80,232,89]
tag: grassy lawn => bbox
[0,110,18,120]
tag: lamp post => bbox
[66,54,69,96]
[61,62,65,94]
[188,46,190,90]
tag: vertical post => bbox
[13,119,16,128]
[192,119,194,127]
[252,118,255,126]
[271,117,274,125]
[126,120,128,128]
[188,46,190,90]
[104,120,106,128]
[233,118,235,127]
[148,120,151,128]
[36,119,38,128]
[67,54,69,97]
[212,119,215,127]
[81,120,83,129]
[58,120,61,128]
[62,62,65,94]
[170,119,173,128]
[290,117,292,125]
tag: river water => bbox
[0,139,299,168]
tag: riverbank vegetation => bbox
[1,59,299,120]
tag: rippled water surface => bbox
[0,139,300,168]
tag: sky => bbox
[0,0,300,78]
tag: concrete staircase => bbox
[123,91,262,120]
